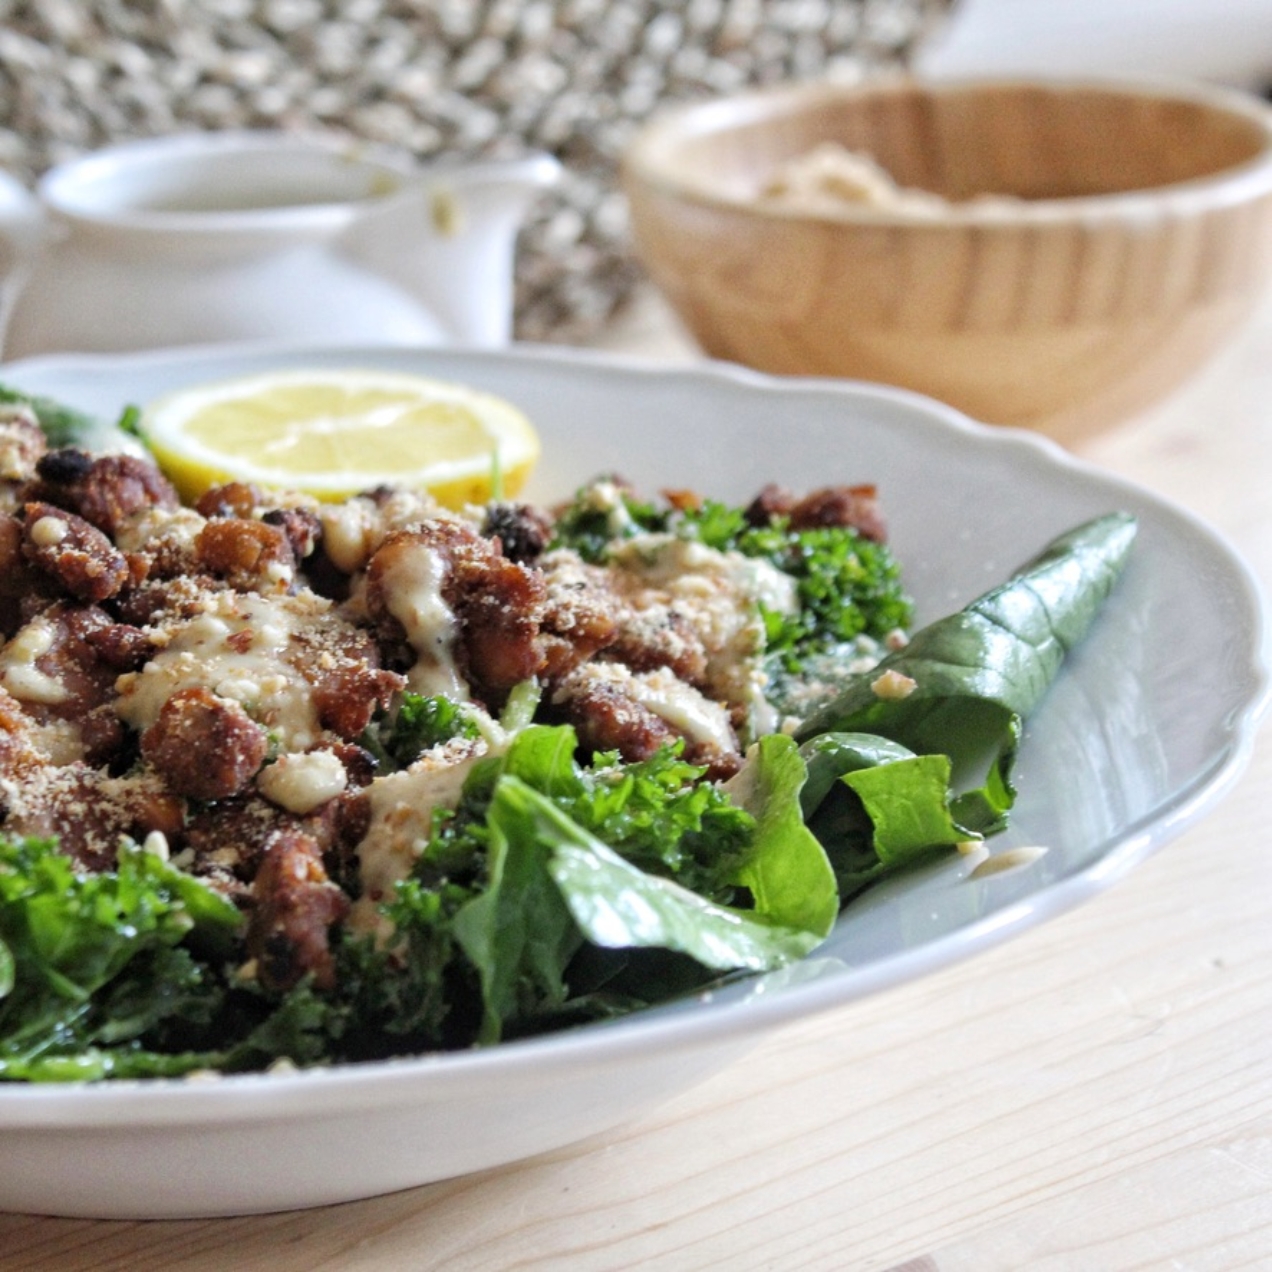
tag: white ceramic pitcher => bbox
[0,131,561,359]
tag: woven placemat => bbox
[0,0,951,341]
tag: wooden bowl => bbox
[622,77,1272,437]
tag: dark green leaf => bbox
[360,691,481,770]
[794,513,1137,832]
[0,837,242,1080]
[798,731,917,817]
[451,778,582,1044]
[674,501,912,666]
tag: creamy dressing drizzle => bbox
[377,541,467,701]
[349,739,484,940]
[114,590,329,750]
[0,617,69,707]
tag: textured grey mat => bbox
[0,1,949,340]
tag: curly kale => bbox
[547,477,668,562]
[549,482,912,670]
[360,692,482,772]
[676,500,911,666]
[418,735,756,902]
[0,836,242,1080]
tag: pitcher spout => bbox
[341,152,562,348]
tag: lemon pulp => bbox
[139,369,540,507]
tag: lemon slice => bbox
[138,367,541,506]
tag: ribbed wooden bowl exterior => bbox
[624,80,1272,435]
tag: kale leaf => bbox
[679,502,912,665]
[319,726,831,1048]
[360,691,482,771]
[0,836,242,1081]
[793,513,1138,889]
[547,479,668,562]
[547,482,912,670]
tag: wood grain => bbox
[4,285,1272,1270]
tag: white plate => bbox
[0,342,1266,1218]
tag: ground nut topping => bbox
[554,661,737,756]
[871,668,918,700]
[598,534,794,733]
[759,142,951,217]
[113,504,206,557]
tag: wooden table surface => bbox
[5,287,1272,1271]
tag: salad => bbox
[0,386,1136,1080]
